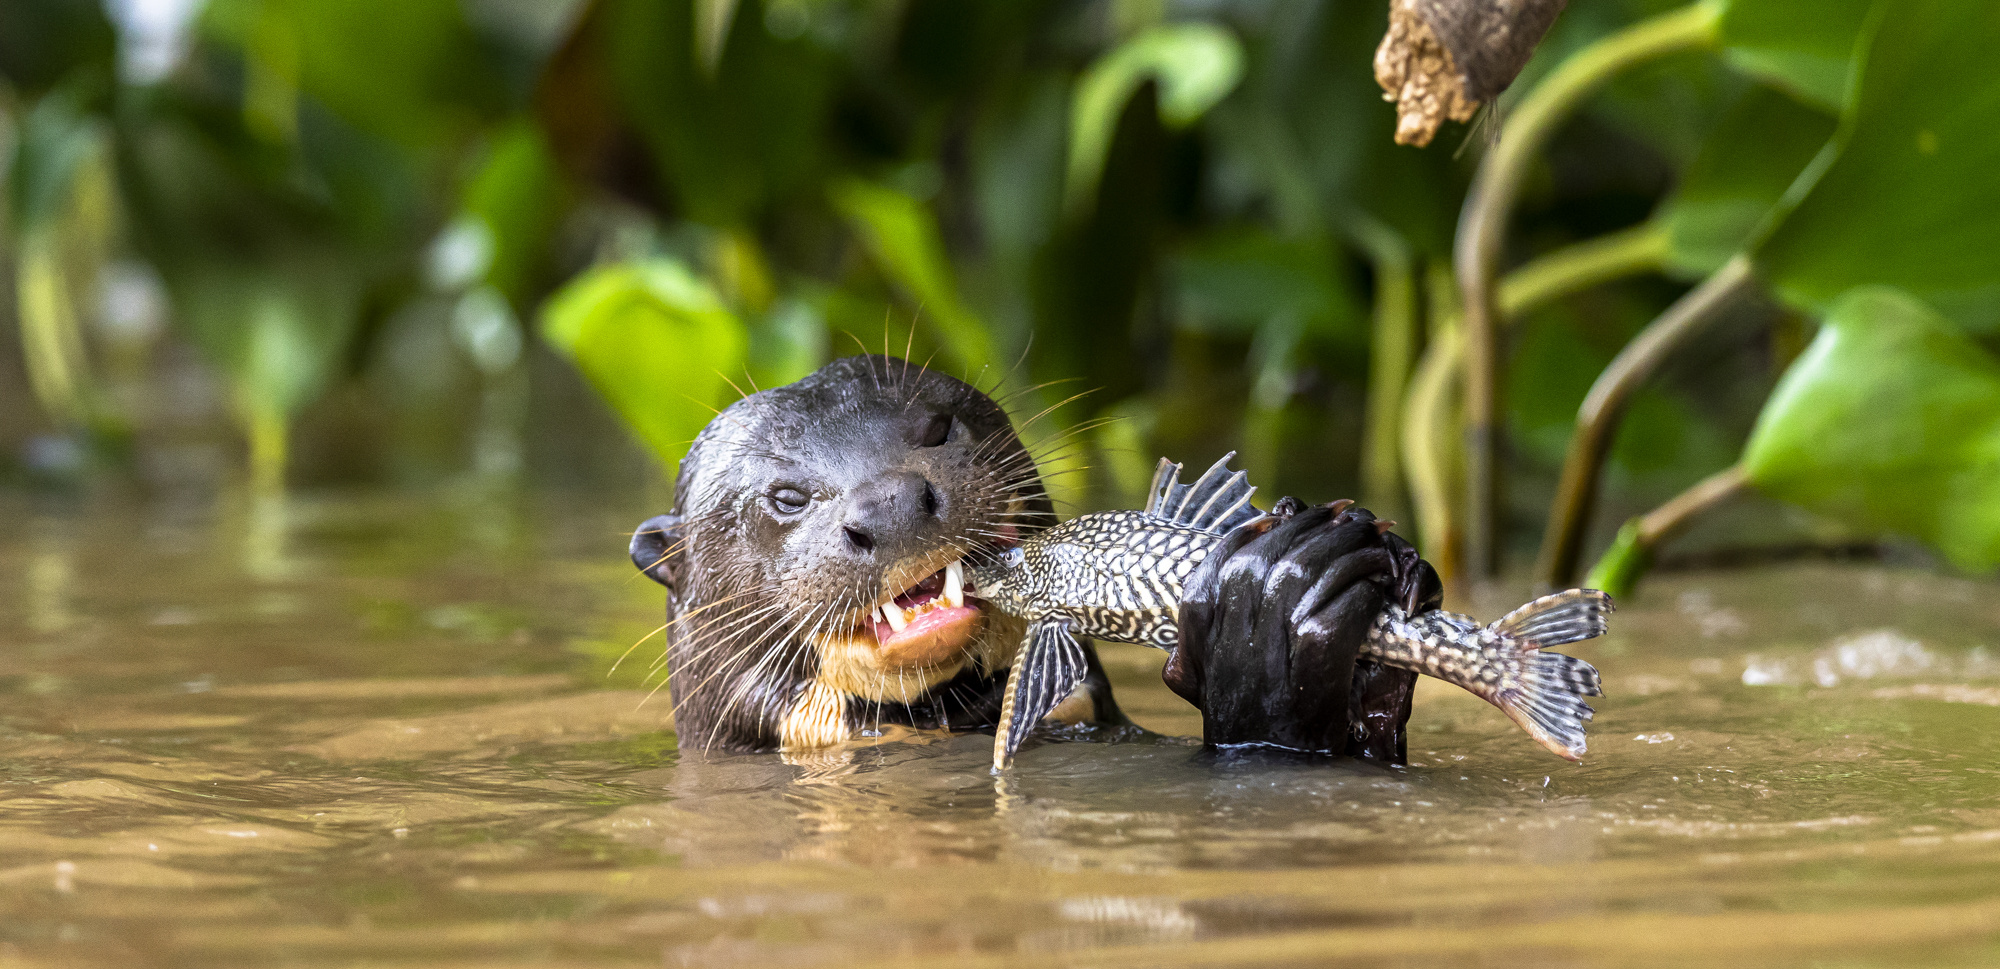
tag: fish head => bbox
[966,545,1029,615]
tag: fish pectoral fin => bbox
[1488,589,1615,649]
[991,620,1088,772]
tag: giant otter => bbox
[631,355,1426,758]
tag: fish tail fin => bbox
[1492,649,1602,762]
[1483,589,1609,761]
[1488,589,1614,648]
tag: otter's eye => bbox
[918,413,952,447]
[768,487,810,515]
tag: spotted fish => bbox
[967,455,1609,770]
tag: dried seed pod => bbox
[1375,0,1568,147]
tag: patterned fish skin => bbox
[1369,608,1506,691]
[968,510,1213,650]
[972,508,1610,761]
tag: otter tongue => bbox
[876,603,982,667]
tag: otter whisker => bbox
[704,596,835,751]
[661,601,789,678]
[1010,388,1100,436]
[663,587,772,639]
[609,622,670,676]
[669,592,785,653]
[685,622,799,745]
[717,369,756,405]
[652,622,787,712]
[985,376,1082,411]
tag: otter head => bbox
[630,355,1049,749]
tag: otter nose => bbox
[841,471,941,555]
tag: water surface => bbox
[3,493,1999,967]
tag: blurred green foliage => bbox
[541,258,745,469]
[1744,287,2000,572]
[2,0,1997,591]
[1752,0,2000,330]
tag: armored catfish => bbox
[967,456,1610,770]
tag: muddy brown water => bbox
[3,493,1999,968]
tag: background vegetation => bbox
[2,0,1996,595]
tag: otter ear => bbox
[630,514,685,590]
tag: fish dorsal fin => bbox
[1143,452,1265,534]
[1143,457,1180,516]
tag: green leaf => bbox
[456,120,564,303]
[1742,287,2000,572]
[539,259,747,472]
[203,0,504,149]
[748,298,828,390]
[1066,21,1243,214]
[1657,86,1835,278]
[1716,0,1874,111]
[1755,0,2000,332]
[0,0,115,93]
[693,0,739,76]
[7,83,115,430]
[6,83,103,232]
[829,179,995,375]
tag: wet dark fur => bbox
[631,355,1118,751]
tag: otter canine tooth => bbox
[945,561,964,608]
[883,602,908,633]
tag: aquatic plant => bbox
[1,0,1996,593]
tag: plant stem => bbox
[1500,222,1670,318]
[1536,254,1758,589]
[245,405,289,500]
[1452,1,1721,578]
[1400,223,1668,570]
[1585,463,1748,597]
[17,235,91,428]
[1356,222,1417,517]
[1635,463,1748,550]
[1402,263,1465,581]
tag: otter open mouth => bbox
[866,559,982,667]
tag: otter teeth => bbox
[875,560,970,638]
[944,561,964,608]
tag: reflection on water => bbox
[3,492,2000,967]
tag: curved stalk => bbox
[1355,221,1418,517]
[240,403,293,580]
[244,404,289,500]
[1584,463,1748,598]
[1500,222,1670,319]
[1399,223,1668,569]
[1535,254,1758,589]
[17,234,92,428]
[1402,264,1465,580]
[1452,2,1721,577]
